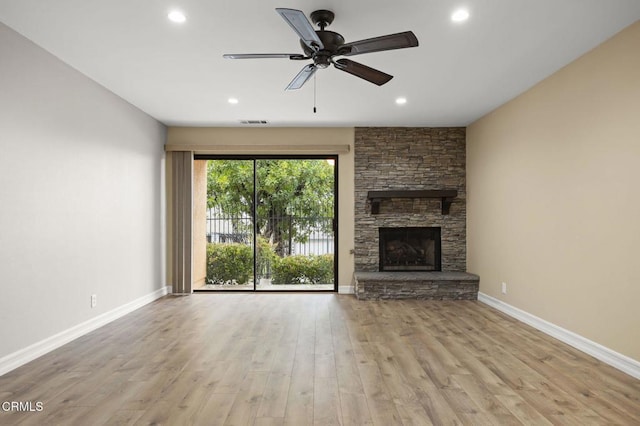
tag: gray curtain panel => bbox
[171,151,193,294]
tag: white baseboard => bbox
[0,286,169,377]
[339,285,354,294]
[478,292,640,380]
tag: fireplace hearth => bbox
[379,227,441,272]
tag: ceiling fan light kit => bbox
[223,8,419,90]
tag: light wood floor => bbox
[1,294,638,425]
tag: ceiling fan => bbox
[223,8,419,90]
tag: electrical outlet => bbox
[91,294,97,308]
[501,282,507,294]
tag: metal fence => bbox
[206,210,334,256]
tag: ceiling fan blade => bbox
[276,8,324,51]
[334,59,393,86]
[223,53,306,60]
[285,64,317,90]
[341,31,418,56]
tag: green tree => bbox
[207,159,334,256]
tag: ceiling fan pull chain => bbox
[313,72,317,113]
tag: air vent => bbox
[240,120,269,125]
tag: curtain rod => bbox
[164,144,350,154]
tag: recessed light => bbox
[396,97,407,105]
[451,9,470,22]
[168,10,186,23]
[228,98,239,104]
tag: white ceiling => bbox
[1,1,639,127]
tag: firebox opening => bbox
[379,227,441,272]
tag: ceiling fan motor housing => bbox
[301,30,346,68]
[300,9,348,68]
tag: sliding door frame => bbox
[194,154,338,292]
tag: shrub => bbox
[272,254,334,284]
[206,242,253,284]
[256,236,277,278]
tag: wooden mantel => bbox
[367,190,458,215]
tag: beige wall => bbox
[166,127,355,290]
[467,21,640,361]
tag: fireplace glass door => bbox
[379,227,441,271]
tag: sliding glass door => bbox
[194,156,337,292]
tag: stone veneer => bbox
[354,127,467,273]
[354,272,479,300]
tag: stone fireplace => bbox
[379,227,441,272]
[353,127,479,300]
